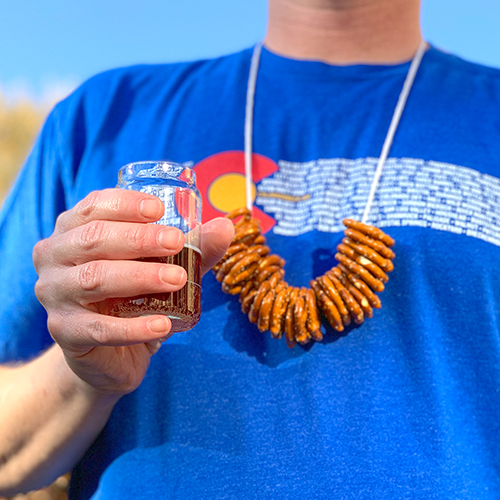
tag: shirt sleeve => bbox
[0,109,67,362]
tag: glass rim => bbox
[118,161,196,185]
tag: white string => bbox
[244,40,428,222]
[244,42,263,211]
[361,39,428,223]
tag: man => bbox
[1,0,499,497]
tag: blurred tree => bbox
[0,473,69,500]
[0,92,47,205]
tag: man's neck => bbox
[264,0,423,64]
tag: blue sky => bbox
[1,0,499,101]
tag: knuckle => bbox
[120,321,134,344]
[87,317,133,346]
[32,238,48,268]
[124,224,152,254]
[34,278,48,303]
[53,211,68,233]
[47,314,64,339]
[77,261,105,293]
[87,318,109,345]
[78,191,102,220]
[80,220,107,252]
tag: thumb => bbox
[200,218,235,275]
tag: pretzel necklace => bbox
[212,208,395,348]
[213,41,427,347]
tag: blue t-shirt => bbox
[1,46,500,499]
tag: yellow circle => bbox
[208,173,256,214]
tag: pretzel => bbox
[239,278,257,301]
[285,288,300,348]
[335,252,385,293]
[222,285,242,295]
[256,265,281,285]
[212,242,248,272]
[223,264,259,294]
[294,292,310,344]
[258,254,285,270]
[326,271,364,324]
[252,235,266,246]
[355,255,389,283]
[213,212,396,347]
[337,243,389,283]
[343,219,395,247]
[216,249,249,282]
[226,207,252,221]
[258,288,276,332]
[310,279,344,332]
[346,284,373,318]
[270,287,290,338]
[330,267,374,317]
[304,288,322,341]
[342,237,394,272]
[234,225,261,245]
[223,253,261,287]
[317,274,351,325]
[241,289,258,314]
[231,214,257,228]
[274,281,288,294]
[334,265,381,309]
[234,220,259,237]
[336,242,357,261]
[344,228,396,260]
[248,244,270,257]
[224,242,248,257]
[267,270,284,289]
[248,281,271,324]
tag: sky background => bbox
[1,0,500,102]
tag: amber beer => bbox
[110,161,203,332]
[108,245,202,332]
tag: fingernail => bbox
[148,317,169,333]
[158,229,182,249]
[149,340,162,350]
[160,266,186,285]
[140,199,162,219]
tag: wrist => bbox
[49,345,124,410]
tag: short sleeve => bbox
[0,111,67,362]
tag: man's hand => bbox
[32,188,234,398]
